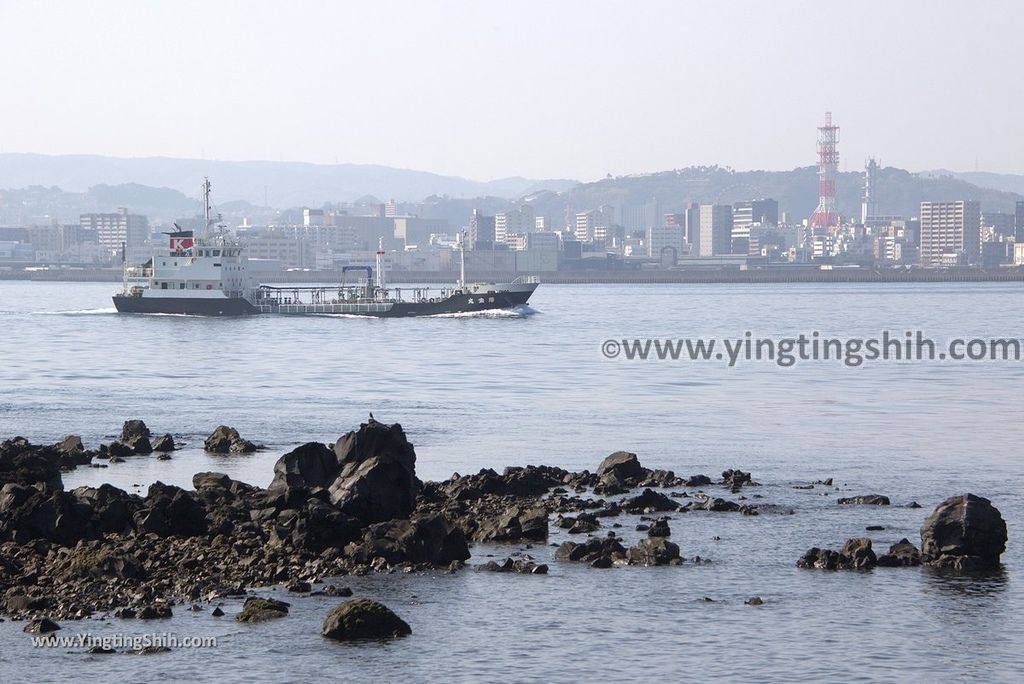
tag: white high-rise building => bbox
[919,201,981,267]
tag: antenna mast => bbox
[809,111,839,235]
[375,237,386,293]
[200,177,212,241]
[458,231,467,290]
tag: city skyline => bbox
[1,1,1023,180]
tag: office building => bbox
[697,204,734,256]
[468,209,496,250]
[80,209,149,262]
[919,201,981,267]
[732,199,779,254]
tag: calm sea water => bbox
[0,280,1021,682]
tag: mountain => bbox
[922,169,1024,199]
[2,159,1020,229]
[519,166,1023,225]
[0,153,578,206]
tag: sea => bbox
[0,279,1021,682]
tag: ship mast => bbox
[458,231,467,291]
[200,177,212,242]
[375,237,385,293]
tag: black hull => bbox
[379,289,534,317]
[113,296,258,316]
[113,287,535,317]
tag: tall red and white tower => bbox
[809,111,840,233]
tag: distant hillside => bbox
[521,166,1023,226]
[0,153,579,206]
[923,169,1024,199]
[0,184,199,225]
[2,160,1019,229]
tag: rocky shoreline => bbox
[0,417,1009,637]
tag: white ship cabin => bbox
[128,231,254,299]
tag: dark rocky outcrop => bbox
[132,482,207,538]
[204,426,257,454]
[797,538,877,570]
[328,421,418,524]
[288,498,363,552]
[151,434,175,452]
[345,515,470,568]
[0,438,64,490]
[721,469,756,492]
[647,518,671,537]
[703,497,742,513]
[137,604,173,619]
[920,494,1007,571]
[837,495,890,506]
[470,505,549,542]
[236,596,289,622]
[876,538,922,567]
[118,420,153,454]
[626,537,681,565]
[597,451,645,483]
[621,488,678,513]
[23,617,61,634]
[555,537,627,565]
[478,557,548,574]
[322,599,411,641]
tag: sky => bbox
[0,0,1021,182]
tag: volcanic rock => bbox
[876,538,922,567]
[119,420,153,454]
[837,494,890,506]
[626,537,681,566]
[204,426,257,454]
[920,494,1007,571]
[236,596,289,622]
[321,599,411,641]
[23,617,61,634]
[151,434,175,452]
[328,421,418,524]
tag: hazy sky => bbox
[1,0,1021,181]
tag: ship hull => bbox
[113,284,536,317]
[113,295,258,316]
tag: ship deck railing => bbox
[254,302,392,314]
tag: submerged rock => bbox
[797,538,877,570]
[647,518,671,537]
[321,599,411,641]
[23,617,61,634]
[555,537,627,565]
[876,538,922,567]
[920,494,1007,571]
[721,469,754,491]
[626,537,681,566]
[621,488,678,513]
[151,434,175,452]
[204,426,257,454]
[236,596,289,622]
[477,558,548,574]
[837,494,890,506]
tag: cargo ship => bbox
[112,179,539,317]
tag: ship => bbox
[112,179,539,317]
